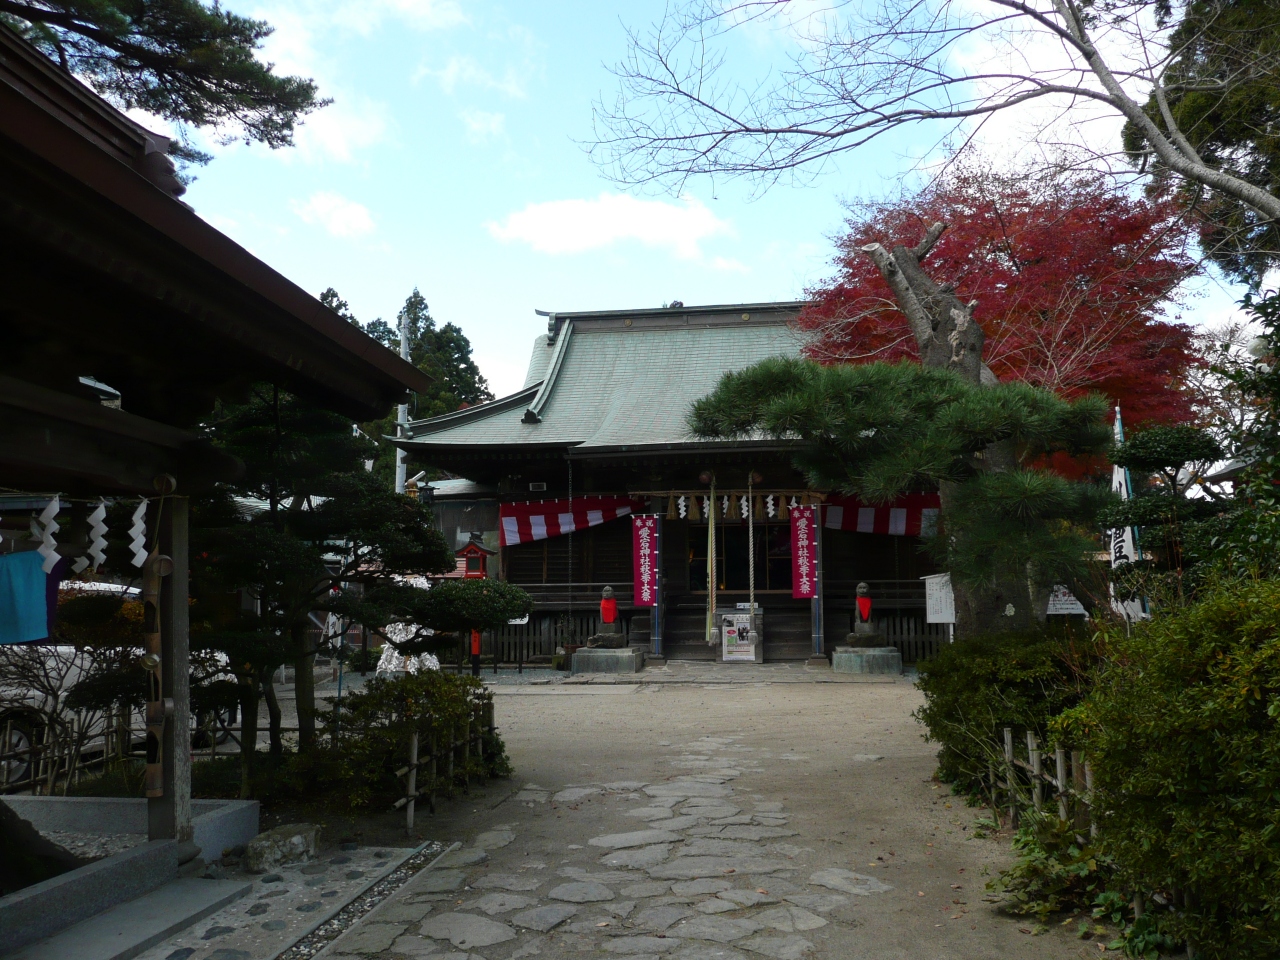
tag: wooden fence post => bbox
[1055,746,1068,822]
[405,731,419,835]
[1071,750,1088,834]
[463,712,471,793]
[446,722,455,796]
[1002,727,1016,827]
[428,731,437,814]
[1084,759,1097,838]
[1027,731,1043,814]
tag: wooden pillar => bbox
[149,496,191,843]
[651,516,664,657]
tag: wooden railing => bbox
[1,709,236,796]
[511,582,635,607]
[394,694,496,831]
[825,578,928,603]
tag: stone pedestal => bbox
[832,645,902,675]
[571,646,644,675]
[586,619,626,649]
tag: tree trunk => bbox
[262,669,283,758]
[237,675,259,800]
[863,224,1039,637]
[293,622,317,753]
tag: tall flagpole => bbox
[395,314,409,494]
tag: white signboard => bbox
[721,612,757,662]
[922,573,955,624]
[1046,585,1086,616]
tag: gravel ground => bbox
[307,677,1102,960]
[41,829,146,860]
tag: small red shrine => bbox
[456,537,496,579]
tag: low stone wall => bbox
[0,797,259,955]
[1,797,259,861]
[571,646,645,675]
[0,839,177,955]
[831,645,903,675]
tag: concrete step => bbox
[7,878,251,960]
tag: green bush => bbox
[1060,579,1280,959]
[986,815,1114,921]
[69,670,511,810]
[295,670,509,808]
[915,628,1096,795]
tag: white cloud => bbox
[460,109,505,143]
[332,0,467,34]
[421,55,528,99]
[487,193,734,260]
[711,256,749,274]
[292,96,390,163]
[291,191,376,237]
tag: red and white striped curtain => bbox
[824,492,941,537]
[499,496,642,547]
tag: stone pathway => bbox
[133,845,419,960]
[317,735,891,960]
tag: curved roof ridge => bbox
[521,319,574,424]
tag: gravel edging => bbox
[248,840,442,960]
[275,840,457,960]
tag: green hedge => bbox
[915,628,1096,795]
[1059,579,1280,959]
[70,670,509,810]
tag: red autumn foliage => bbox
[799,166,1199,427]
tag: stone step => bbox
[6,878,252,960]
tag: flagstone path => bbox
[314,679,1091,960]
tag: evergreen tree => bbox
[1124,0,1280,288]
[321,287,493,481]
[1,1,326,156]
[691,358,1114,636]
[1100,424,1226,603]
[198,385,456,757]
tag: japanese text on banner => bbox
[791,505,818,599]
[632,515,659,607]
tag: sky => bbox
[172,0,1253,399]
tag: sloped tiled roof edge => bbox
[401,300,811,450]
[407,383,541,437]
[522,318,575,423]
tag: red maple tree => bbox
[799,165,1199,426]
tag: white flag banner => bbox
[1109,408,1148,621]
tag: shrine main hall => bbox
[398,301,946,664]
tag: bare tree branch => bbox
[591,0,1280,225]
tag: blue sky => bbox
[178,0,1251,398]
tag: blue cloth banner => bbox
[0,551,51,644]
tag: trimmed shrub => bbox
[69,670,510,810]
[1059,579,1280,959]
[915,628,1096,795]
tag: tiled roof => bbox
[403,302,808,452]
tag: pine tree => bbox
[322,287,494,481]
[197,386,456,757]
[691,357,1113,635]
[2,1,326,155]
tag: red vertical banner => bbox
[791,505,818,599]
[632,515,659,606]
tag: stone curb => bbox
[304,842,462,960]
[262,840,447,960]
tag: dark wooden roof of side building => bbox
[0,25,432,426]
[0,26,432,494]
